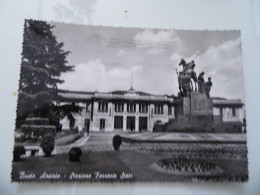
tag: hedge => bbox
[24,117,49,125]
[21,125,56,138]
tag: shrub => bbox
[20,134,26,142]
[113,135,122,151]
[25,117,49,125]
[13,146,26,162]
[21,125,56,138]
[69,147,82,162]
[40,134,55,157]
[14,131,26,143]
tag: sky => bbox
[51,22,245,100]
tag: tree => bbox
[16,20,81,129]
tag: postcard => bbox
[12,20,248,182]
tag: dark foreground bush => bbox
[69,147,82,162]
[113,135,122,151]
[40,134,55,157]
[13,146,26,162]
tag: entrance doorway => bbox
[114,116,123,129]
[69,119,75,128]
[84,119,90,130]
[127,116,135,131]
[100,119,105,130]
[139,117,148,131]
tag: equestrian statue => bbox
[176,59,198,96]
[176,58,212,97]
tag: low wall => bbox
[154,120,243,133]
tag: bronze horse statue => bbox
[176,70,192,96]
[177,59,198,96]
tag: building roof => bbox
[58,89,243,107]
[110,89,150,96]
[212,97,243,106]
[58,89,173,103]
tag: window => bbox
[98,102,108,112]
[114,116,123,129]
[127,103,136,113]
[86,103,90,112]
[219,107,223,115]
[115,103,124,112]
[84,119,90,130]
[139,104,148,113]
[232,107,236,116]
[100,119,105,129]
[69,119,75,128]
[154,104,164,114]
[168,106,172,115]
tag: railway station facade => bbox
[58,88,244,132]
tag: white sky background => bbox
[52,23,245,100]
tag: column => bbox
[135,103,139,132]
[109,102,114,131]
[92,101,99,131]
[149,104,155,132]
[172,106,175,118]
[163,104,168,116]
[123,103,127,131]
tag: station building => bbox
[58,88,244,132]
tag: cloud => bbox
[131,65,143,73]
[170,53,182,65]
[134,29,182,55]
[107,65,143,79]
[59,60,106,91]
[117,49,126,57]
[168,37,244,100]
[170,51,200,67]
[58,28,244,100]
[59,59,175,95]
[59,60,143,92]
[134,29,181,44]
[194,37,244,99]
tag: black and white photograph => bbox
[12,20,248,182]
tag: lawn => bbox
[14,133,83,147]
[55,134,83,146]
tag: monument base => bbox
[176,115,213,126]
[190,92,213,116]
[174,92,214,126]
[155,122,243,133]
[154,92,242,133]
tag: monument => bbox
[173,59,214,129]
[156,58,241,132]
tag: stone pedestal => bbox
[175,92,214,126]
[190,92,213,116]
[154,91,241,132]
